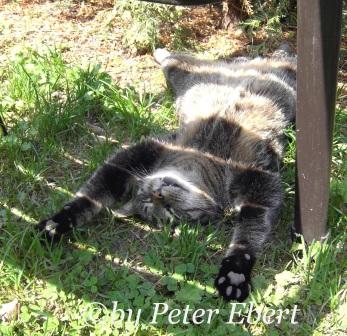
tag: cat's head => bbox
[117,169,221,224]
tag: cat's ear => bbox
[111,200,136,218]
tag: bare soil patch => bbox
[0,1,259,92]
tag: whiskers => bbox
[187,204,221,216]
[105,161,148,183]
[131,166,151,181]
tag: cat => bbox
[37,47,296,302]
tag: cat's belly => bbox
[178,124,280,172]
[176,80,289,169]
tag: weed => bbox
[114,0,184,54]
[239,0,296,38]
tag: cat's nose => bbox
[152,189,163,200]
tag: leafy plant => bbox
[0,48,110,139]
[238,0,296,37]
[114,0,184,54]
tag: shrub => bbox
[226,0,297,36]
[114,0,183,54]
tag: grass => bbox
[0,46,346,336]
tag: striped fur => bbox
[38,48,296,302]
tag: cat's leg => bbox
[37,139,165,242]
[153,49,211,97]
[215,169,282,302]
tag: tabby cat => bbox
[38,47,296,302]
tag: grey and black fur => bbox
[38,47,296,302]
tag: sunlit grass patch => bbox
[0,47,346,336]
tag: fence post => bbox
[295,0,343,242]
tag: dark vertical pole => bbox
[0,115,7,136]
[295,0,343,242]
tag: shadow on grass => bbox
[0,51,344,334]
[1,172,344,335]
[0,114,343,335]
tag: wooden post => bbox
[295,0,343,242]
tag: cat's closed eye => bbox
[162,177,187,190]
[162,176,180,187]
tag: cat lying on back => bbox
[38,47,296,302]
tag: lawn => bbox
[0,1,346,335]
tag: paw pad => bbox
[44,220,59,237]
[37,218,62,242]
[215,250,255,302]
[227,271,245,286]
[217,276,226,285]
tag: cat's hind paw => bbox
[153,48,171,64]
[215,250,255,302]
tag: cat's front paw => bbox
[37,207,75,242]
[37,218,63,242]
[215,250,255,302]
